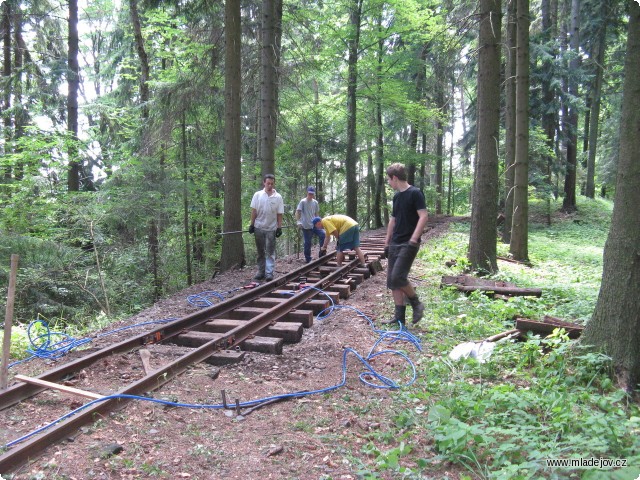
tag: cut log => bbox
[497,256,533,267]
[484,329,523,342]
[446,284,542,297]
[441,275,542,297]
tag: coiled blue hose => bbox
[8,317,177,369]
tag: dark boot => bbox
[382,305,406,325]
[409,295,424,324]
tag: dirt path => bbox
[2,219,465,480]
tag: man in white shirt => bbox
[248,174,284,281]
[295,186,325,263]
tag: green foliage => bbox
[348,197,640,479]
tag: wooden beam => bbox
[13,374,103,400]
[515,317,583,339]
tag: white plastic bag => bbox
[448,341,496,363]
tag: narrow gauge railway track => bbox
[0,237,387,474]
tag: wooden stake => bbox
[1,254,19,390]
[139,348,153,375]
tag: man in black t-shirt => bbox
[383,163,429,326]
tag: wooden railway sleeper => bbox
[0,256,371,472]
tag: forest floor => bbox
[2,218,468,480]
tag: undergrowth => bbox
[354,197,640,480]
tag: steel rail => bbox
[0,253,337,411]
[0,256,370,473]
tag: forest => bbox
[1,0,639,388]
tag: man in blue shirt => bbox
[296,186,326,263]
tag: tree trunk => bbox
[408,122,417,187]
[129,0,149,120]
[312,78,325,203]
[67,0,80,191]
[468,0,501,274]
[181,113,192,285]
[374,92,385,229]
[561,0,580,212]
[12,4,24,180]
[129,0,161,297]
[582,2,640,391]
[345,0,362,220]
[447,83,455,215]
[372,19,385,229]
[585,9,608,199]
[510,0,530,262]
[260,0,281,176]
[2,1,12,180]
[541,0,558,226]
[502,0,517,243]
[220,0,246,272]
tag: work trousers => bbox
[254,228,277,277]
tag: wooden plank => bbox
[205,350,245,366]
[352,267,371,279]
[325,284,351,299]
[173,331,225,348]
[248,297,330,314]
[13,374,103,400]
[174,332,283,354]
[241,336,283,355]
[515,318,583,339]
[222,307,314,328]
[199,319,304,343]
[268,289,340,303]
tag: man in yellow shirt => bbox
[313,214,366,266]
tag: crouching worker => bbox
[313,214,366,267]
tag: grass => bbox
[350,196,640,479]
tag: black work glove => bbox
[319,248,326,257]
[275,227,283,237]
[384,246,389,258]
[248,225,255,234]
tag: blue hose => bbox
[4,285,424,450]
[8,317,177,369]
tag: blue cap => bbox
[311,216,322,226]
[307,186,316,194]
